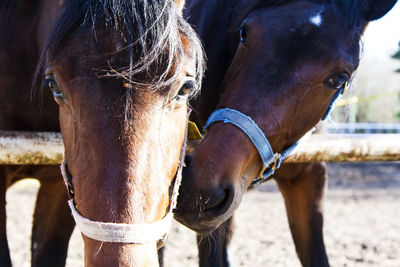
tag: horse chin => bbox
[174,217,221,234]
[175,177,246,234]
[174,209,235,234]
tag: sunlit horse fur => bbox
[174,0,398,266]
[0,0,203,266]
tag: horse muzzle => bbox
[175,155,245,233]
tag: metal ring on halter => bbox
[60,109,191,244]
[257,153,281,179]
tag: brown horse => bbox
[0,0,203,266]
[174,0,398,266]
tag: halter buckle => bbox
[257,153,281,179]
[257,164,267,179]
[271,153,281,170]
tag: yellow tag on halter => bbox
[342,81,349,95]
[188,121,202,140]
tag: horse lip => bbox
[174,215,220,234]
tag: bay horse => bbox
[174,0,398,266]
[0,0,203,266]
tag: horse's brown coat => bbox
[0,0,203,266]
[175,0,398,266]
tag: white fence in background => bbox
[324,123,400,134]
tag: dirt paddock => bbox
[6,162,400,266]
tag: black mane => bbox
[332,0,366,31]
[260,0,366,31]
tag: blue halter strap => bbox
[322,85,345,121]
[203,85,346,185]
[204,108,301,185]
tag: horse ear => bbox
[363,0,398,21]
[173,0,185,15]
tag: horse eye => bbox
[174,80,196,101]
[239,26,247,43]
[324,73,349,90]
[44,75,66,102]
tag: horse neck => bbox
[183,0,233,126]
[0,0,59,131]
[185,0,266,127]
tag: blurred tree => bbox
[393,42,400,72]
[393,42,400,119]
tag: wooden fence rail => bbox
[0,131,399,165]
[285,134,400,163]
[0,131,63,165]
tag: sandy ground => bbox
[5,162,400,267]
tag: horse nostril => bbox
[203,184,234,217]
[184,155,192,167]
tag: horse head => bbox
[175,0,397,233]
[36,0,203,265]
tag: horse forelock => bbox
[33,0,204,95]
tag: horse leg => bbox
[274,163,329,267]
[0,166,11,266]
[197,216,233,267]
[31,166,75,267]
[158,246,164,267]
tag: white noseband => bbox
[61,155,183,244]
[67,199,173,243]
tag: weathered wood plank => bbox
[0,131,63,164]
[286,134,400,162]
[0,131,399,164]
